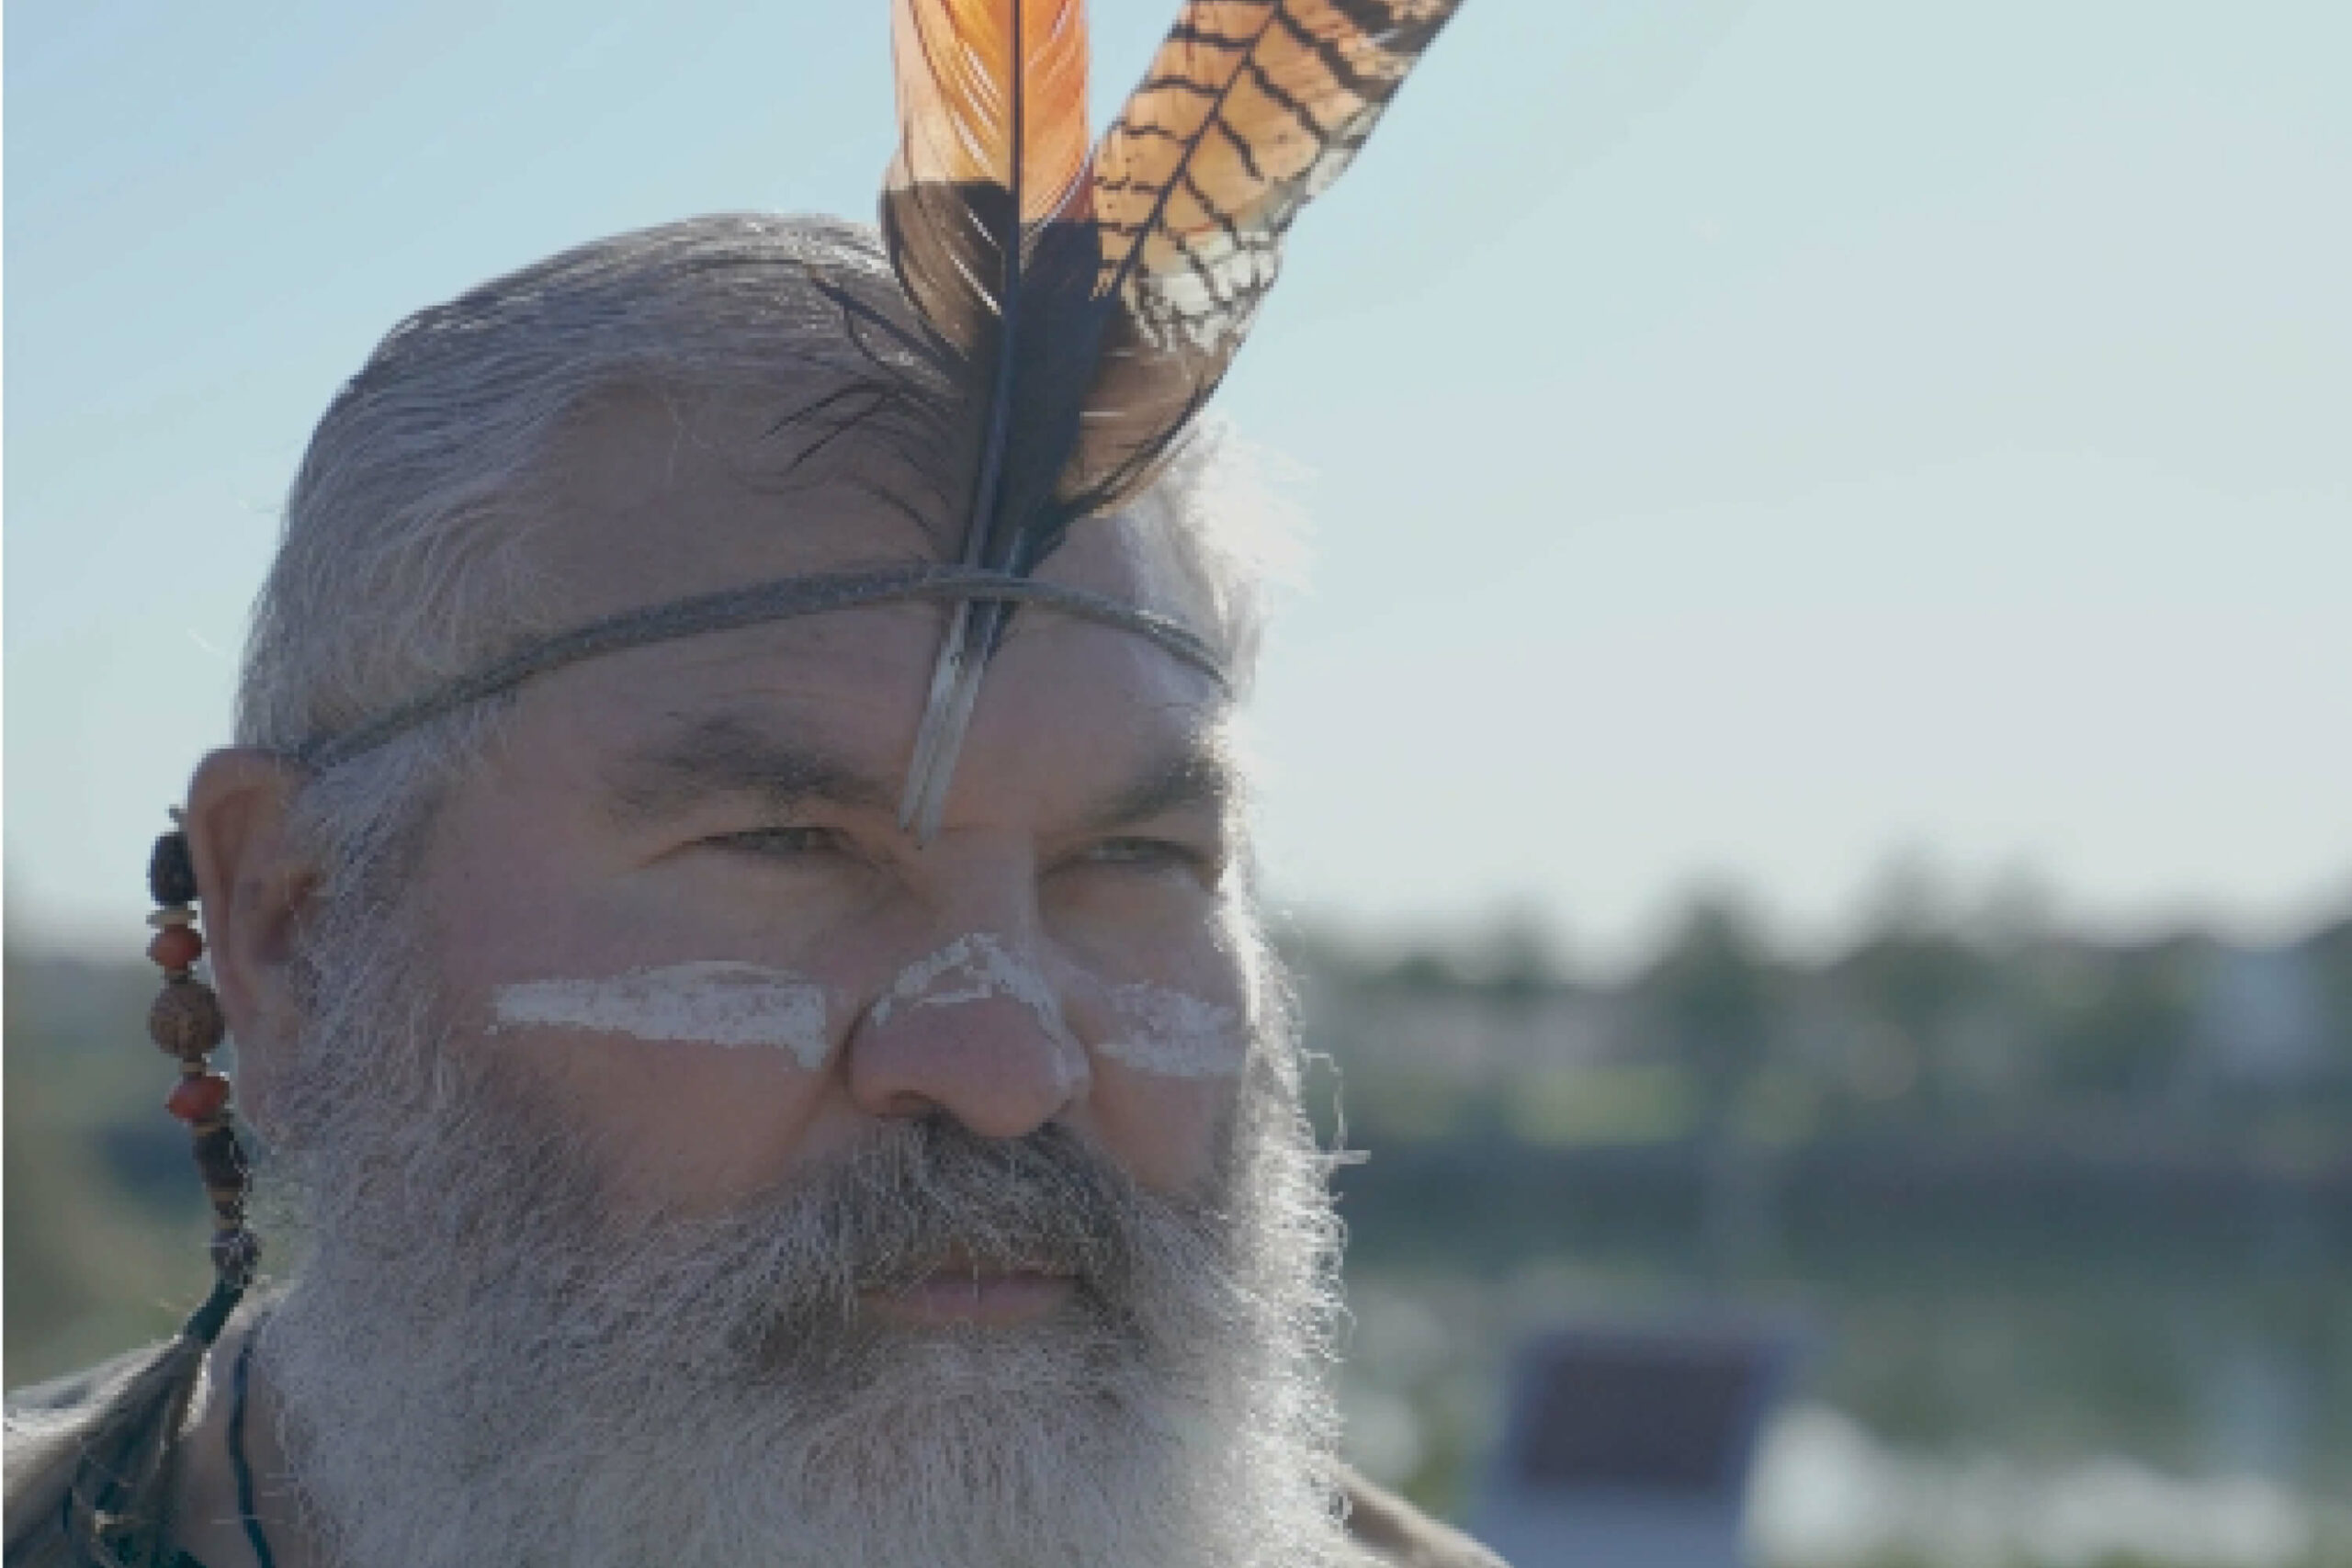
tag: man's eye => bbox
[707,826,850,861]
[1083,837,1217,877]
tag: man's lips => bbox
[864,1262,1078,1327]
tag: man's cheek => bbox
[468,983,850,1213]
[1088,1067,1238,1194]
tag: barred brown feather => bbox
[1062,0,1463,509]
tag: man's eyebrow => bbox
[1081,728,1238,835]
[603,713,896,824]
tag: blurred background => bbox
[8,3,2348,1565]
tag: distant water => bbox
[1746,1404,2350,1568]
[1334,1237,2352,1566]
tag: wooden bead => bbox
[166,1072,232,1123]
[149,830,198,907]
[147,906,197,929]
[149,979,225,1057]
[147,925,204,971]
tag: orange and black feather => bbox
[881,0,1102,568]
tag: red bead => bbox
[166,1072,232,1123]
[148,925,205,970]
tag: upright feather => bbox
[881,0,1106,832]
[882,0,1463,837]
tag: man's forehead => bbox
[527,381,1181,634]
[531,381,957,618]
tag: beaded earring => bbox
[28,815,268,1568]
[146,810,263,1321]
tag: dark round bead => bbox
[191,1123,249,1190]
[209,1228,262,1284]
[148,831,198,908]
[149,980,225,1057]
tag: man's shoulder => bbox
[6,1343,184,1567]
[1339,1470,1510,1568]
[6,1347,164,1423]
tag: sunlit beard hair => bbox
[254,886,1364,1568]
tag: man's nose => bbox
[844,931,1088,1139]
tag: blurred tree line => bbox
[1290,886,2352,1148]
[1285,883,2352,1296]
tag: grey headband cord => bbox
[291,563,1230,772]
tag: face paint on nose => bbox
[868,933,1086,1087]
[491,961,832,1071]
[1096,983,1249,1079]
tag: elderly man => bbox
[5,211,1505,1568]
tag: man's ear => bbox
[185,748,317,1125]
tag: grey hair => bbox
[236,212,1297,871]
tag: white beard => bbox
[252,895,1363,1568]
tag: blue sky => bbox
[8,1,2349,970]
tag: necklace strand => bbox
[228,1331,278,1568]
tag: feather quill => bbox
[882,0,1462,836]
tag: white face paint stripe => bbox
[491,962,831,1071]
[1097,984,1248,1080]
[871,934,1074,1043]
[868,933,1086,1088]
[865,937,1245,1083]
